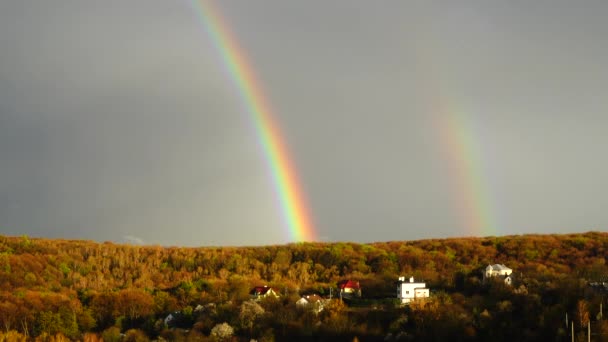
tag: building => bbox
[589,281,608,293]
[397,276,429,304]
[296,293,325,313]
[164,312,178,326]
[483,264,513,285]
[338,280,362,299]
[249,286,279,300]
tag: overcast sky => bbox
[1,1,607,246]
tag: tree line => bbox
[0,232,607,341]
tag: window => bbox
[406,291,409,294]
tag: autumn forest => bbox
[1,232,607,341]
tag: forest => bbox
[0,231,607,341]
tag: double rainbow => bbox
[190,1,316,242]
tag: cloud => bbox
[123,235,145,245]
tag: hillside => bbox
[1,232,607,341]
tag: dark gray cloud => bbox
[1,1,607,246]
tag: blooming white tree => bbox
[239,300,265,334]
[210,322,234,340]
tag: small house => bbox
[250,286,279,300]
[483,264,513,285]
[296,293,324,313]
[338,280,361,299]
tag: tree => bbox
[153,291,177,315]
[0,301,17,332]
[598,320,608,342]
[89,292,117,329]
[210,322,234,341]
[82,333,103,342]
[34,307,79,340]
[575,300,590,330]
[115,290,154,321]
[77,308,96,332]
[124,329,150,342]
[239,300,265,336]
[101,327,121,342]
[320,299,349,333]
[0,330,27,342]
[34,311,63,337]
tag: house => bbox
[483,264,513,285]
[164,311,187,327]
[588,281,608,293]
[296,293,325,313]
[397,276,429,304]
[249,286,279,300]
[338,280,361,299]
[164,312,177,326]
[194,303,215,313]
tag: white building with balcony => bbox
[397,276,429,304]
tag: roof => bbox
[250,286,274,296]
[486,264,512,271]
[397,276,425,284]
[299,294,323,303]
[338,280,361,289]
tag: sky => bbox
[1,1,607,246]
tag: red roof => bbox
[338,280,360,289]
[250,286,274,295]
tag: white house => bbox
[483,264,513,285]
[397,276,429,304]
[296,294,324,313]
[164,313,176,326]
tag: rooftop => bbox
[487,264,512,271]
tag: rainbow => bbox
[434,112,497,237]
[411,28,498,237]
[189,0,316,242]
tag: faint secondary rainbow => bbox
[412,31,498,237]
[189,0,316,242]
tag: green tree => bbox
[34,308,79,339]
[101,327,122,342]
[77,308,97,333]
[35,311,62,337]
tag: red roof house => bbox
[338,280,361,298]
[250,286,279,300]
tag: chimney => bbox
[410,276,414,283]
[399,276,405,282]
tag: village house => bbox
[397,276,429,304]
[588,281,608,293]
[164,312,178,326]
[296,293,325,313]
[483,264,513,285]
[249,285,279,300]
[338,280,362,299]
